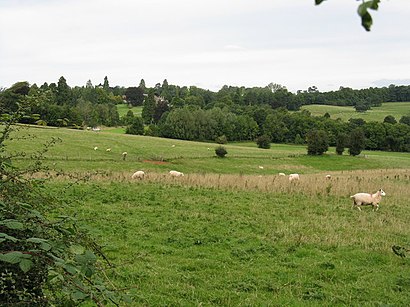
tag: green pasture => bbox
[47,179,410,306]
[301,102,410,122]
[116,104,143,118]
[7,126,410,174]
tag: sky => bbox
[1,0,410,93]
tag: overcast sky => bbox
[1,0,410,93]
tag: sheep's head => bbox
[379,189,386,196]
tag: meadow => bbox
[116,104,143,118]
[300,102,410,122]
[6,126,410,305]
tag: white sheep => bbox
[93,146,98,151]
[169,170,184,177]
[278,172,286,176]
[106,148,111,152]
[288,173,300,182]
[122,152,128,160]
[350,189,386,211]
[258,166,264,169]
[131,170,145,180]
[325,174,331,179]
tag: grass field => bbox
[5,125,410,305]
[300,102,410,122]
[116,104,143,118]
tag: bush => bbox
[306,129,329,155]
[336,133,347,155]
[126,117,144,135]
[215,135,228,144]
[215,146,228,158]
[349,127,365,156]
[256,134,271,149]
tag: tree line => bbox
[1,77,409,152]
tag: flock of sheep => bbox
[93,146,387,212]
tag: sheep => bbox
[288,173,300,182]
[106,148,112,152]
[278,172,286,176]
[169,170,184,177]
[93,146,98,151]
[122,152,128,160]
[258,166,264,169]
[171,144,176,147]
[350,189,386,211]
[131,170,145,180]
[325,174,331,179]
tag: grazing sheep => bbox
[122,152,128,160]
[278,172,286,176]
[258,166,264,169]
[131,170,145,180]
[288,173,300,182]
[106,148,111,152]
[350,189,386,211]
[325,174,331,179]
[169,170,184,177]
[171,144,176,147]
[93,146,98,151]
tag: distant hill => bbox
[300,102,410,122]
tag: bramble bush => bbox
[0,106,130,305]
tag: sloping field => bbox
[301,102,410,122]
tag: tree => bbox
[348,127,366,156]
[383,115,397,124]
[306,129,329,155]
[256,134,271,149]
[124,87,144,106]
[354,99,371,112]
[142,90,156,124]
[315,0,381,31]
[399,115,410,126]
[125,117,144,135]
[56,76,72,105]
[103,76,110,91]
[336,133,347,155]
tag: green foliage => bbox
[384,115,397,124]
[0,109,129,305]
[306,129,329,155]
[255,134,271,149]
[215,135,228,144]
[316,0,380,31]
[348,127,366,156]
[335,133,347,155]
[125,86,144,106]
[126,117,144,135]
[215,146,227,158]
[142,90,156,124]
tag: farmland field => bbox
[116,104,143,118]
[5,126,410,305]
[300,102,410,122]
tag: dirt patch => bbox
[143,160,169,165]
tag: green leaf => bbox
[0,219,24,230]
[19,259,33,272]
[71,291,88,302]
[315,0,325,5]
[63,264,78,275]
[0,232,18,242]
[0,251,24,264]
[69,244,85,255]
[27,237,52,251]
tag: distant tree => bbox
[348,128,366,156]
[142,90,156,124]
[354,99,371,112]
[125,117,144,135]
[139,79,146,91]
[124,87,144,106]
[335,133,348,155]
[267,83,286,93]
[256,134,271,149]
[215,135,228,144]
[153,99,169,123]
[103,76,110,91]
[122,110,134,125]
[215,146,228,158]
[0,81,30,113]
[56,76,72,105]
[399,115,410,126]
[383,115,397,124]
[306,129,329,155]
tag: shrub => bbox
[215,146,228,158]
[215,135,228,144]
[349,127,365,156]
[256,134,271,149]
[126,117,144,135]
[306,129,329,155]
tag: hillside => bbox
[300,102,410,122]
